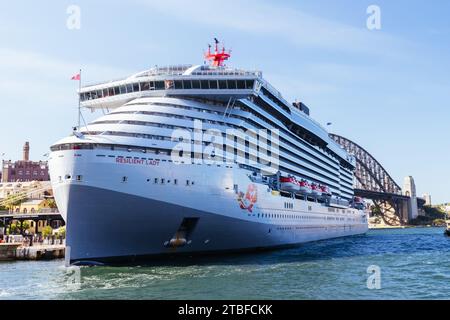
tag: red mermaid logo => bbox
[237,184,258,213]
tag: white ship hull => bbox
[50,149,368,264]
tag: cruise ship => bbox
[49,40,368,264]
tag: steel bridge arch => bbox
[329,134,401,194]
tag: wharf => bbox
[0,243,65,261]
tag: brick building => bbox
[1,142,49,182]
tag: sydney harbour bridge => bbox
[329,134,425,225]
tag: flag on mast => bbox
[71,73,81,80]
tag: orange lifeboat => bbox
[310,183,321,196]
[319,185,331,197]
[280,176,300,192]
[299,179,311,194]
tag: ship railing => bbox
[83,77,131,88]
[191,70,262,77]
[83,67,261,88]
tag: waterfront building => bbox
[1,142,49,183]
[0,180,60,235]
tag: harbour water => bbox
[1,227,449,300]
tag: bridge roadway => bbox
[354,189,425,207]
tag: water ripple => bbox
[1,227,450,299]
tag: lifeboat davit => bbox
[280,176,300,192]
[310,183,321,196]
[299,179,311,193]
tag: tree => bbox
[9,223,18,234]
[370,205,382,217]
[21,221,30,232]
[55,226,66,239]
[42,226,53,237]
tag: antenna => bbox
[204,38,231,67]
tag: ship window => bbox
[200,80,209,89]
[154,178,158,184]
[174,179,177,185]
[114,87,120,95]
[126,84,133,93]
[183,80,192,89]
[218,80,227,89]
[227,80,237,89]
[133,83,140,92]
[174,80,183,89]
[155,81,165,90]
[141,82,150,91]
[186,180,190,186]
[76,175,82,181]
[236,80,246,89]
[209,80,218,89]
[192,80,200,89]
[109,87,115,96]
[245,80,254,89]
[161,179,165,184]
[103,88,109,97]
[122,176,128,182]
[119,85,126,94]
[96,90,103,98]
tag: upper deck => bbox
[79,64,267,109]
[76,46,354,169]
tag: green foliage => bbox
[371,205,382,217]
[42,226,53,237]
[9,223,18,234]
[21,221,30,231]
[410,206,446,226]
[55,226,66,238]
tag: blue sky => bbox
[0,0,449,203]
